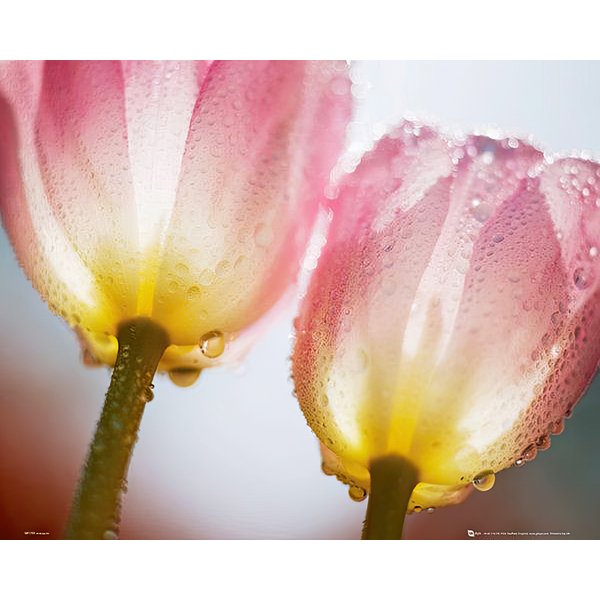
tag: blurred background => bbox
[1,61,599,540]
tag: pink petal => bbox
[436,175,567,476]
[294,123,455,465]
[152,61,352,345]
[34,61,140,319]
[0,89,111,332]
[519,159,600,444]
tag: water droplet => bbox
[168,368,201,387]
[589,246,598,258]
[254,223,274,248]
[549,419,565,435]
[144,386,155,402]
[198,269,215,286]
[507,271,521,283]
[413,505,422,513]
[472,470,495,492]
[321,462,336,477]
[536,434,551,451]
[187,285,202,299]
[522,443,537,462]
[348,485,367,502]
[199,330,225,358]
[103,529,118,540]
[573,267,590,289]
[470,199,492,223]
[426,507,436,514]
[481,150,494,165]
[515,458,525,467]
[82,348,102,367]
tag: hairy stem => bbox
[65,318,169,539]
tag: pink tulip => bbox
[292,121,600,517]
[0,61,351,377]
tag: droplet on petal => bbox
[168,368,201,387]
[348,485,367,502]
[573,267,590,289]
[321,461,336,476]
[82,348,102,367]
[472,470,496,492]
[522,443,538,462]
[536,434,551,451]
[470,198,492,223]
[199,330,225,358]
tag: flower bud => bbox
[0,61,351,372]
[293,122,600,510]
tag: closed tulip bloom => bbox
[0,60,351,538]
[292,121,600,537]
[0,60,351,374]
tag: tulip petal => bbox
[429,178,567,480]
[34,61,141,324]
[294,123,455,465]
[153,61,352,345]
[400,137,551,481]
[0,62,114,332]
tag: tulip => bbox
[292,121,600,539]
[0,60,351,538]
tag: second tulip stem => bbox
[361,455,418,540]
[65,318,169,539]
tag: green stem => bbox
[65,318,169,539]
[361,455,418,540]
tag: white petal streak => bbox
[122,61,203,252]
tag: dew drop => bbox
[470,199,492,223]
[321,461,336,477]
[348,485,367,502]
[103,529,118,540]
[199,330,225,358]
[254,223,274,248]
[515,458,525,467]
[573,267,590,289]
[413,505,422,513]
[481,150,494,165]
[82,348,102,367]
[426,507,436,514]
[168,368,201,387]
[198,269,215,286]
[522,443,538,462]
[550,419,565,435]
[472,470,495,492]
[536,434,551,451]
[589,246,598,258]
